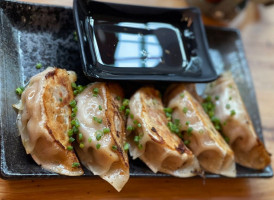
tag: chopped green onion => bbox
[215,96,219,100]
[70,119,78,126]
[125,108,130,116]
[166,114,172,121]
[71,113,76,118]
[79,143,84,149]
[174,119,180,125]
[77,85,84,93]
[93,88,99,96]
[72,107,78,114]
[123,143,130,151]
[78,133,83,141]
[67,146,73,151]
[226,104,231,109]
[180,93,185,98]
[99,105,102,110]
[215,124,221,130]
[185,121,190,126]
[138,143,143,149]
[92,87,99,97]
[68,129,73,137]
[112,145,117,150]
[224,136,230,143]
[69,137,75,143]
[96,143,101,149]
[178,133,183,138]
[93,117,102,124]
[187,127,193,136]
[127,126,134,132]
[223,121,227,126]
[230,110,236,116]
[73,31,78,41]
[116,96,121,101]
[71,83,85,96]
[122,99,129,107]
[69,100,77,108]
[88,137,92,143]
[96,133,102,141]
[73,90,79,96]
[15,87,24,95]
[36,63,42,69]
[183,107,188,114]
[167,121,180,134]
[134,136,140,143]
[71,83,77,89]
[205,96,212,102]
[119,105,125,112]
[103,127,110,134]
[133,120,138,125]
[203,95,224,134]
[72,126,78,134]
[72,162,80,168]
[130,114,134,119]
[165,112,172,119]
[59,98,63,102]
[211,116,220,124]
[229,96,232,100]
[71,119,80,128]
[208,110,214,118]
[184,140,190,145]
[207,103,213,110]
[137,123,142,128]
[164,107,173,113]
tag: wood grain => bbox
[2,0,274,199]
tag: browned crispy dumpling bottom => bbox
[15,67,83,176]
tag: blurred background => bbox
[19,0,274,28]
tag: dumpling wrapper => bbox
[165,84,236,177]
[14,67,83,176]
[204,72,271,170]
[127,87,201,177]
[75,82,129,192]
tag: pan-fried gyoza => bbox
[13,67,270,189]
[75,82,129,192]
[204,72,270,170]
[14,67,83,176]
[165,84,236,177]
[126,87,201,177]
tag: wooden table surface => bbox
[1,0,274,199]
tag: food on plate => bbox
[126,87,201,177]
[12,65,270,182]
[165,84,236,177]
[13,67,83,176]
[204,72,271,169]
[75,82,129,192]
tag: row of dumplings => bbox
[14,67,270,192]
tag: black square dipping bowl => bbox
[73,0,217,82]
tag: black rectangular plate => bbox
[0,0,272,179]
